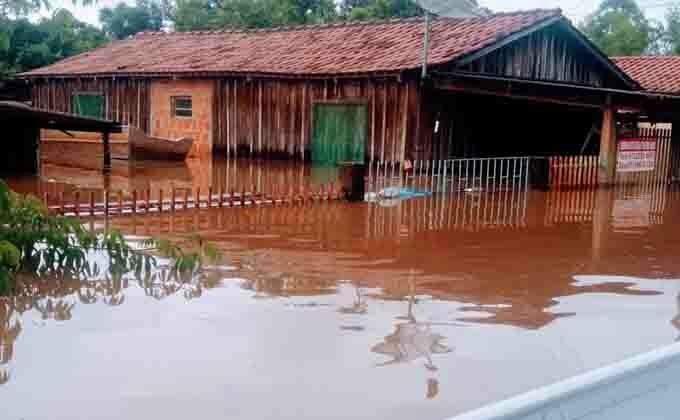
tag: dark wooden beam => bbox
[433,79,604,109]
[102,131,111,174]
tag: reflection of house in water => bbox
[27,160,197,198]
[544,182,669,228]
[107,185,680,333]
[239,251,338,299]
[366,186,530,240]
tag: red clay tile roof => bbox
[614,56,680,94]
[21,9,562,78]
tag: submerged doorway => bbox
[311,102,367,164]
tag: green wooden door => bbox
[312,103,367,164]
[72,94,105,119]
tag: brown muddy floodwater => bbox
[3,159,680,420]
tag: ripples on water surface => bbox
[2,161,680,420]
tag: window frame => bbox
[171,96,193,119]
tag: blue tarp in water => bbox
[366,187,432,204]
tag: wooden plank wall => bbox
[212,77,422,162]
[455,24,625,89]
[31,78,151,133]
[31,76,425,162]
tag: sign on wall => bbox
[616,138,657,173]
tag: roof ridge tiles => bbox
[132,8,562,38]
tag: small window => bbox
[172,96,193,118]
[72,93,104,119]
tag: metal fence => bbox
[366,156,531,195]
[549,155,599,189]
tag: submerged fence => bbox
[544,181,669,227]
[548,156,599,189]
[366,157,531,194]
[548,127,676,190]
[42,183,346,218]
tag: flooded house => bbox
[17,8,674,186]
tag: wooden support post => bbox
[208,187,213,208]
[592,188,614,262]
[89,191,95,216]
[171,188,176,212]
[132,190,137,214]
[159,189,163,212]
[195,187,201,209]
[672,119,680,182]
[598,105,617,186]
[73,191,80,216]
[102,131,112,174]
[118,191,123,215]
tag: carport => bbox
[0,101,121,175]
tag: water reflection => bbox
[371,275,453,400]
[338,284,368,315]
[0,302,20,385]
[107,183,680,333]
[5,158,342,201]
[372,300,452,370]
[0,263,228,386]
[3,162,680,417]
[673,292,680,341]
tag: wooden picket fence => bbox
[43,182,347,218]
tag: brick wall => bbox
[150,79,213,157]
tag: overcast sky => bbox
[41,0,670,28]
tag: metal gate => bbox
[366,157,531,194]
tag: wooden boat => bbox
[41,126,194,162]
[128,126,193,161]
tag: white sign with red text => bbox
[616,138,656,173]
